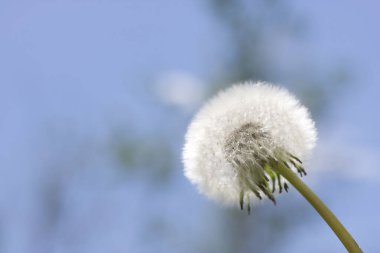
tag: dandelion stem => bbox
[272,162,363,253]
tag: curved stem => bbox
[272,162,363,253]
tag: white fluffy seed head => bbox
[182,81,317,207]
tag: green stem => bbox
[272,162,363,253]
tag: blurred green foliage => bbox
[208,0,352,118]
[111,132,173,183]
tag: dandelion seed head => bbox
[183,81,317,207]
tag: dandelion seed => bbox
[182,81,317,210]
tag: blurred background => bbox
[0,0,379,252]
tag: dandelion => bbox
[183,82,316,208]
[182,81,362,253]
